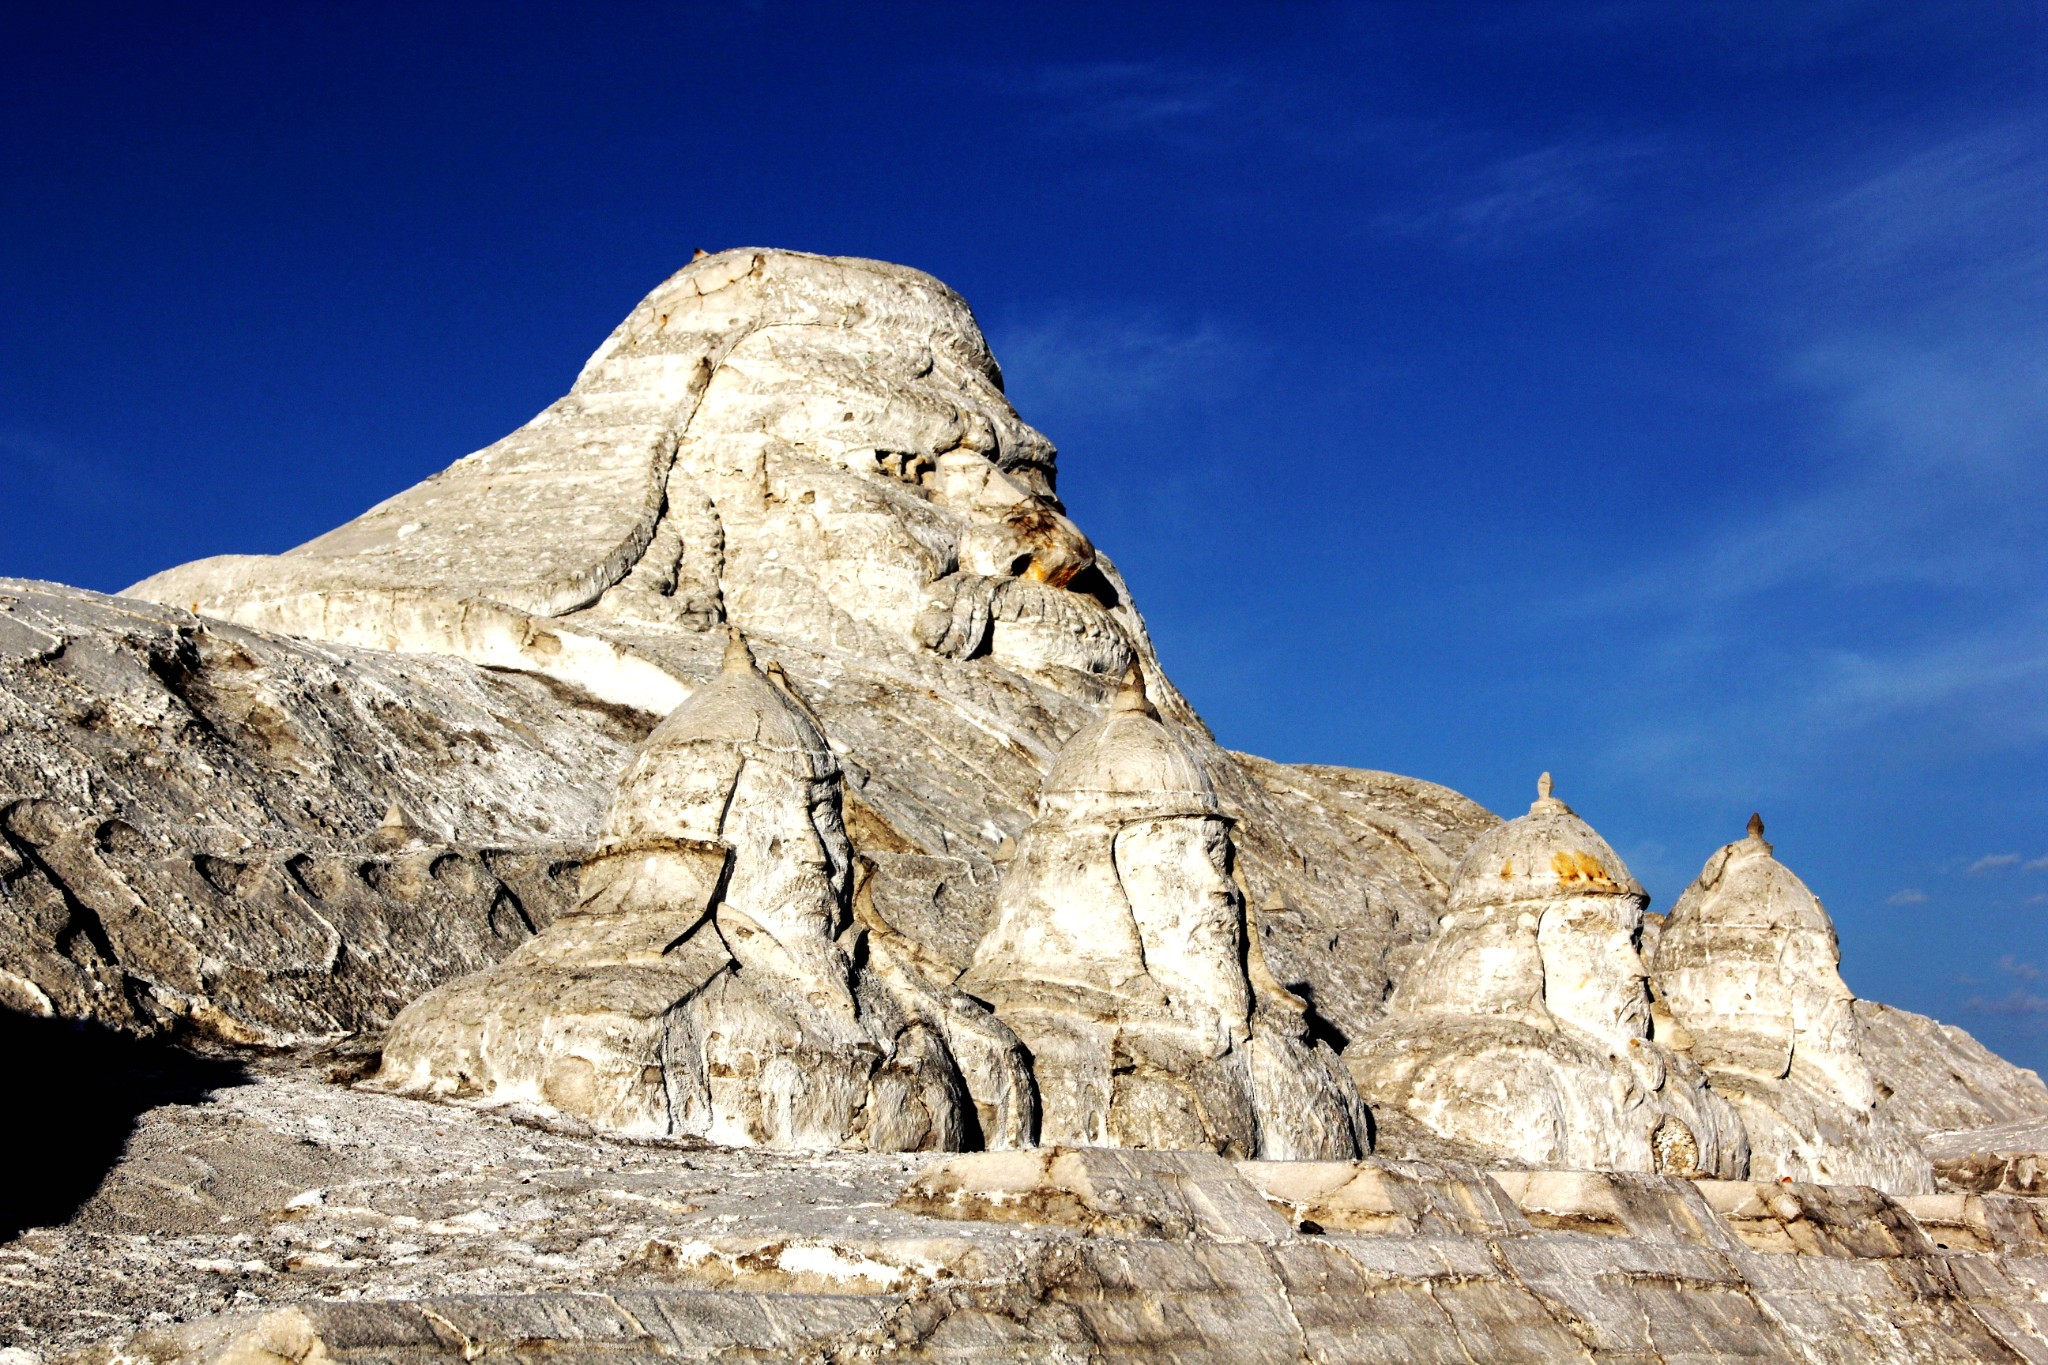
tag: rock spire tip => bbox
[1111,661,1156,717]
[722,626,755,674]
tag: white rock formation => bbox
[126,249,1135,710]
[370,629,1033,1151]
[10,245,2048,1357]
[959,666,1365,1159]
[115,249,1494,1058]
[1349,775,1744,1176]
[1651,815,1932,1191]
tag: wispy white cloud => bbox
[0,427,137,512]
[1812,123,2048,312]
[2024,856,2048,873]
[1967,854,2022,875]
[1023,61,1231,135]
[1962,988,2048,1017]
[1886,888,1927,905]
[987,305,1243,423]
[1999,955,2042,981]
[1377,137,1657,252]
[1569,120,2048,791]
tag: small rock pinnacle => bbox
[1748,812,1766,841]
[372,800,417,852]
[722,625,755,673]
[1111,660,1156,717]
[1538,772,1554,802]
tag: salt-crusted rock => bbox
[11,247,2048,1356]
[370,629,1032,1150]
[959,666,1365,1159]
[126,249,1132,704]
[40,1063,2048,1364]
[1348,775,1745,1176]
[0,580,614,1042]
[1651,816,1933,1191]
[113,250,1496,1054]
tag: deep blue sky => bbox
[6,3,2045,1071]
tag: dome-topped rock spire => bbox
[961,684,1365,1159]
[721,623,754,673]
[1111,659,1157,717]
[1436,770,1644,917]
[1349,776,1743,1176]
[1035,663,1215,822]
[1649,818,1929,1190]
[372,629,1035,1152]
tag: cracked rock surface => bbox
[12,1057,2048,1362]
[6,249,2048,1358]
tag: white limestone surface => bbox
[1652,817,1933,1191]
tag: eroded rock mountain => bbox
[6,249,2047,1361]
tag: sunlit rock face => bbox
[126,249,1131,699]
[23,246,2048,1360]
[370,631,1033,1151]
[1348,776,1744,1176]
[116,249,1483,1057]
[1652,817,1932,1191]
[959,668,1366,1159]
[89,248,2042,1191]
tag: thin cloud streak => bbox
[1376,137,1658,252]
[1554,121,2048,792]
[987,305,1244,425]
[1022,61,1231,134]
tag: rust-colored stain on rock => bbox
[1551,849,1617,887]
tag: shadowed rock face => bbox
[1651,819,1933,1192]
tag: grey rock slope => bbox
[5,1056,2046,1363]
[0,580,622,1040]
[5,248,2047,1359]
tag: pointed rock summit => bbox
[1649,820,1930,1190]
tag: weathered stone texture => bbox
[1651,818,1933,1192]
[5,249,2048,1357]
[1349,775,1746,1178]
[371,630,1031,1151]
[23,1064,2048,1363]
[0,580,614,1041]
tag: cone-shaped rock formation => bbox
[1650,816,1931,1190]
[1349,775,1745,1176]
[960,666,1367,1158]
[371,628,1032,1151]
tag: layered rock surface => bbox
[1348,775,1746,1178]
[371,629,1031,1151]
[1649,816,1932,1191]
[13,1058,2048,1363]
[5,248,2048,1358]
[959,666,1364,1159]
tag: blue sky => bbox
[5,3,2045,1071]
